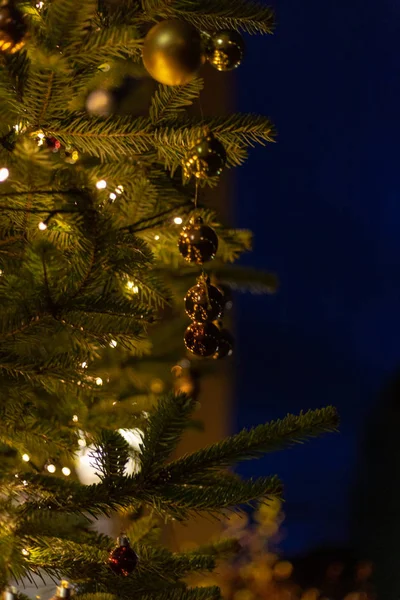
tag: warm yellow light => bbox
[173,217,183,225]
[47,464,56,473]
[21,549,29,556]
[126,280,134,289]
[109,192,117,201]
[22,453,30,462]
[72,415,78,422]
[62,467,71,476]
[116,185,124,194]
[154,235,160,241]
[133,285,139,294]
[95,377,103,386]
[109,339,117,348]
[78,438,86,447]
[0,168,9,182]
[96,179,107,190]
[81,361,87,369]
[38,222,47,231]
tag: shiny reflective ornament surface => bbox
[86,89,115,117]
[0,1,27,54]
[184,321,220,357]
[143,19,204,86]
[213,328,234,359]
[206,30,245,71]
[108,536,139,576]
[185,277,224,322]
[44,137,61,152]
[183,133,226,179]
[178,216,218,264]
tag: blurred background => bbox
[232,0,400,597]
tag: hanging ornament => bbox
[178,216,218,264]
[44,137,62,152]
[183,133,227,180]
[184,321,220,357]
[3,587,17,600]
[108,535,139,576]
[50,581,71,600]
[185,276,224,322]
[142,19,204,86]
[0,1,27,54]
[206,30,245,72]
[213,328,234,359]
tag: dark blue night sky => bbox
[235,0,400,556]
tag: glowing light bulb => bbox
[96,377,103,386]
[109,192,117,201]
[78,438,86,447]
[154,235,160,241]
[126,280,134,289]
[109,339,117,348]
[96,179,107,190]
[47,464,56,473]
[21,549,29,556]
[133,285,139,294]
[38,222,47,231]
[22,454,30,462]
[173,217,183,225]
[0,168,9,182]
[72,415,78,422]
[115,185,124,194]
[62,467,71,476]
[81,361,88,368]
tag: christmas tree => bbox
[0,1,338,599]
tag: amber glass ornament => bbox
[185,277,224,322]
[184,321,220,357]
[213,328,234,359]
[0,1,27,54]
[206,30,245,72]
[178,216,218,264]
[108,536,139,576]
[143,19,204,86]
[183,133,226,180]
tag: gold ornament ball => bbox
[0,1,27,54]
[142,19,204,86]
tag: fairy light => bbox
[154,235,160,241]
[72,415,78,422]
[38,222,47,231]
[21,549,29,556]
[96,179,107,190]
[62,467,71,476]
[46,464,56,473]
[133,285,139,294]
[36,1,44,8]
[22,453,30,462]
[0,269,3,276]
[115,185,124,194]
[81,361,87,368]
[173,216,183,225]
[109,339,117,348]
[78,437,86,447]
[95,377,103,386]
[109,192,117,201]
[0,168,9,182]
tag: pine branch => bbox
[90,430,131,480]
[164,407,339,483]
[150,79,204,125]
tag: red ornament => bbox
[108,536,138,576]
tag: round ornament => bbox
[86,89,115,117]
[44,137,61,152]
[108,535,139,576]
[178,216,218,264]
[206,30,245,72]
[213,328,234,359]
[183,133,226,179]
[185,277,224,322]
[0,1,27,54]
[142,19,204,86]
[184,321,220,357]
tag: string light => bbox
[133,285,139,294]
[46,464,56,473]
[173,216,183,225]
[72,415,78,422]
[38,222,47,231]
[21,549,29,556]
[81,361,87,368]
[109,192,117,201]
[78,437,86,448]
[22,454,30,462]
[0,269,3,276]
[115,185,124,194]
[0,168,9,182]
[154,235,160,241]
[127,280,134,289]
[62,467,71,476]
[109,339,117,348]
[96,179,107,190]
[95,377,103,386]
[36,1,44,8]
